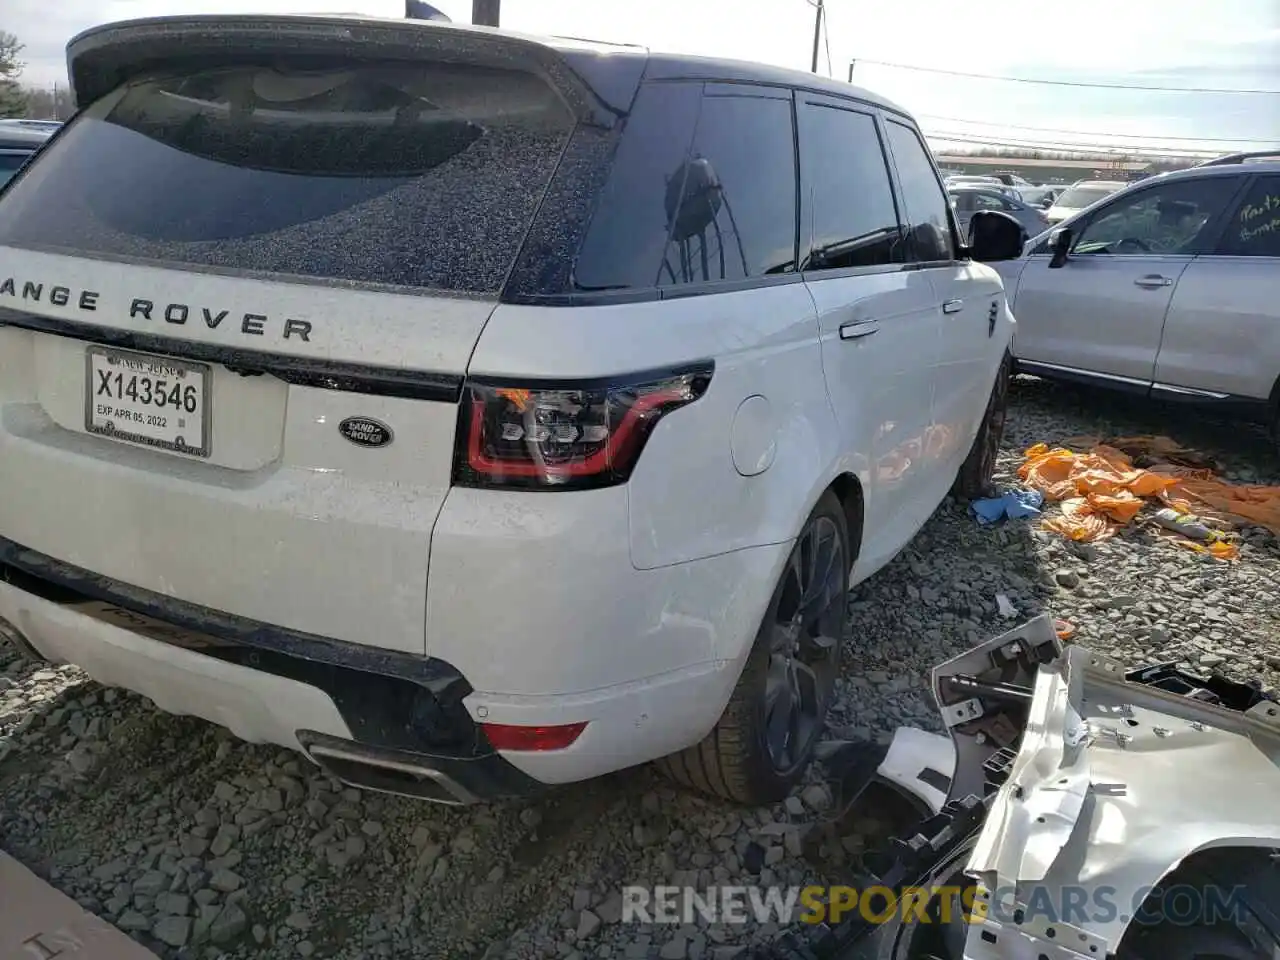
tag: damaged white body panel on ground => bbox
[762,615,1280,960]
[954,619,1280,960]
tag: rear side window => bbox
[884,120,956,263]
[659,92,797,285]
[573,83,797,291]
[572,82,702,291]
[1216,175,1280,257]
[0,62,576,293]
[797,102,903,271]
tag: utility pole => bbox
[809,0,824,74]
[472,0,500,26]
[847,59,857,83]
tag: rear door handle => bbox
[1134,275,1173,288]
[942,299,964,314]
[839,320,879,340]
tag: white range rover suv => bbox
[0,14,1024,806]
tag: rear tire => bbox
[655,491,851,805]
[952,352,1011,501]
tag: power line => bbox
[851,57,1280,94]
[924,131,1217,158]
[923,128,1216,153]
[925,131,1221,155]
[917,114,1279,146]
[927,137,1213,159]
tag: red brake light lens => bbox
[481,721,588,752]
[455,364,713,490]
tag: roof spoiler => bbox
[65,14,623,124]
[1196,149,1280,167]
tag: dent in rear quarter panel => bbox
[465,287,838,572]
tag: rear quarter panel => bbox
[467,285,841,571]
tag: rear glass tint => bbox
[571,81,702,291]
[572,82,798,292]
[0,62,576,293]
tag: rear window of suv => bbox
[0,61,576,294]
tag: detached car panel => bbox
[755,616,1280,960]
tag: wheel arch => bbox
[828,471,866,571]
[694,469,866,731]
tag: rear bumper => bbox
[0,538,547,803]
[0,532,766,796]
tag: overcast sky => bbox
[7,0,1279,152]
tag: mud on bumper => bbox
[0,535,544,805]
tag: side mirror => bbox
[1048,227,1073,268]
[966,210,1026,263]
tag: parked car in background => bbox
[0,124,52,189]
[0,13,1025,808]
[1044,180,1127,223]
[1018,185,1063,208]
[946,175,1022,201]
[990,171,1035,190]
[0,119,62,133]
[995,150,1280,452]
[949,185,1050,239]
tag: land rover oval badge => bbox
[339,417,394,448]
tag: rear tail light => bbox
[454,364,713,490]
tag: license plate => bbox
[68,601,224,651]
[85,346,211,457]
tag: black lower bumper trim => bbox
[298,730,544,805]
[0,535,542,801]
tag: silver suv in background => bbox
[1044,179,1128,224]
[996,151,1280,452]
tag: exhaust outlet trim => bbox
[298,731,481,806]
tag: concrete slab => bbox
[0,852,160,960]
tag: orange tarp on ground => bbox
[1017,437,1280,553]
[1018,442,1175,542]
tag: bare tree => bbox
[0,31,28,118]
[22,83,73,119]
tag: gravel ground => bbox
[2,375,1278,960]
